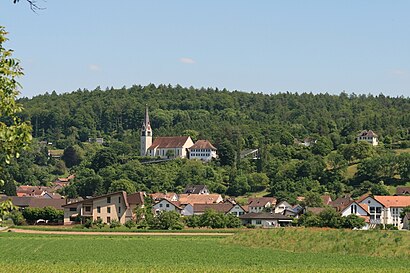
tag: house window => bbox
[256,220,262,225]
[107,217,111,223]
[370,207,375,213]
[351,205,357,214]
[159,204,163,208]
[118,197,121,203]
[107,197,111,203]
[376,207,382,214]
[166,204,170,208]
[107,207,111,214]
[85,206,91,212]
[118,207,121,214]
[97,206,101,213]
[97,216,101,220]
[69,208,76,212]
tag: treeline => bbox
[19,84,409,149]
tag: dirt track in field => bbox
[6,228,234,236]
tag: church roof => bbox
[189,140,217,150]
[148,136,191,149]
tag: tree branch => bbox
[13,0,45,12]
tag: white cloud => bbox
[179,57,195,64]
[89,64,101,71]
[391,69,408,76]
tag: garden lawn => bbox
[0,231,408,272]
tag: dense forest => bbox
[1,84,409,203]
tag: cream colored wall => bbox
[92,193,127,224]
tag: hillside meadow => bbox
[0,228,408,273]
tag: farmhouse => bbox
[357,130,378,146]
[178,194,223,205]
[193,203,246,217]
[62,191,144,225]
[188,140,217,161]
[0,195,66,210]
[183,185,210,195]
[248,197,277,213]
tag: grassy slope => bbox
[224,228,410,258]
[0,230,409,273]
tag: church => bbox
[140,106,217,162]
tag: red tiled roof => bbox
[127,192,145,205]
[248,197,277,207]
[358,130,378,138]
[193,203,234,213]
[178,194,222,205]
[189,140,217,150]
[321,195,332,205]
[150,192,177,201]
[148,136,191,149]
[374,196,410,208]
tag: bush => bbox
[83,218,93,229]
[124,220,136,229]
[9,210,25,226]
[109,220,121,229]
[93,218,105,229]
[152,211,184,230]
[184,215,201,228]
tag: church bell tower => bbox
[140,105,152,156]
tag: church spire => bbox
[144,104,151,130]
[140,104,152,156]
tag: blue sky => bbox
[1,1,409,97]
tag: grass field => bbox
[0,229,409,272]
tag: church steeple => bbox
[140,105,152,156]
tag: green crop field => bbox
[0,229,409,273]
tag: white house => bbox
[340,201,370,229]
[153,199,183,214]
[188,140,217,162]
[274,201,292,214]
[357,130,379,146]
[248,197,277,213]
[359,195,410,229]
[239,212,292,228]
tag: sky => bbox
[1,0,410,98]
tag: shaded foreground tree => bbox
[0,27,32,187]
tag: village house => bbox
[53,174,75,188]
[188,140,218,161]
[357,130,379,146]
[0,195,66,211]
[239,212,292,228]
[357,195,410,229]
[192,203,247,217]
[62,191,144,225]
[248,197,277,213]
[274,200,293,214]
[183,185,210,195]
[150,192,178,202]
[339,200,371,229]
[178,193,223,205]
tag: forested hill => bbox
[2,84,408,201]
[19,84,410,148]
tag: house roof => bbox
[340,201,370,215]
[55,174,75,183]
[154,199,183,209]
[62,191,131,209]
[248,197,277,207]
[183,185,208,194]
[239,212,292,221]
[306,207,326,215]
[148,136,191,149]
[373,196,410,208]
[127,192,145,205]
[150,192,177,201]
[396,187,410,195]
[178,194,222,205]
[330,196,353,210]
[193,203,234,213]
[189,140,217,150]
[0,196,66,210]
[321,195,332,205]
[358,130,378,138]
